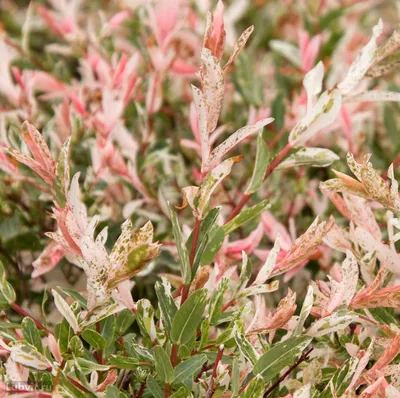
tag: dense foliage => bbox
[1,0,400,397]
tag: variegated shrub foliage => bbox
[1,1,400,397]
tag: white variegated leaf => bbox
[338,19,383,95]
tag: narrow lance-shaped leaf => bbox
[154,277,178,332]
[205,117,274,172]
[294,285,314,336]
[307,311,360,337]
[200,48,225,134]
[209,278,229,325]
[303,61,324,113]
[147,375,163,398]
[0,262,16,304]
[54,137,71,207]
[173,354,207,384]
[195,156,242,219]
[275,147,339,170]
[338,19,383,95]
[344,90,400,103]
[289,89,342,147]
[191,207,221,272]
[224,25,254,71]
[245,133,270,195]
[192,85,210,173]
[233,322,259,365]
[223,200,270,235]
[253,335,312,382]
[136,299,157,341]
[238,281,279,299]
[238,375,265,398]
[254,234,280,285]
[169,206,191,284]
[236,251,252,295]
[81,329,107,349]
[52,289,78,333]
[21,317,44,354]
[154,346,174,384]
[170,289,207,345]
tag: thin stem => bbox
[189,218,201,265]
[205,344,224,398]
[263,347,313,397]
[225,143,292,223]
[170,343,179,367]
[135,382,146,398]
[10,302,52,334]
[66,375,90,393]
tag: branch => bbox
[263,347,313,398]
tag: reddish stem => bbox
[206,345,224,398]
[189,218,201,266]
[10,302,51,334]
[170,343,179,367]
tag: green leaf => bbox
[254,335,312,382]
[245,133,270,195]
[236,252,252,295]
[125,338,154,363]
[200,226,225,267]
[233,322,259,365]
[173,354,207,384]
[294,285,314,335]
[239,375,265,398]
[231,358,240,396]
[100,315,115,347]
[59,371,88,398]
[108,355,142,369]
[154,345,174,384]
[69,336,84,357]
[0,262,16,304]
[170,289,207,345]
[75,357,110,371]
[116,309,136,335]
[319,357,359,398]
[199,316,210,350]
[106,385,128,398]
[21,317,44,354]
[147,375,164,398]
[209,278,229,325]
[58,287,87,309]
[191,208,220,272]
[222,200,270,235]
[136,299,156,340]
[271,92,286,131]
[81,329,107,349]
[232,53,264,106]
[169,206,191,284]
[56,318,74,355]
[170,387,191,398]
[155,277,178,332]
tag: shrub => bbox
[0,1,400,397]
